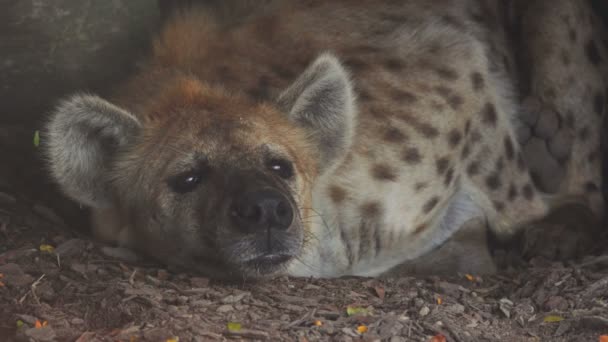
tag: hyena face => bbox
[45,54,356,278]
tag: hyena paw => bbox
[517,96,572,194]
[520,202,600,261]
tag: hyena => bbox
[45,0,606,278]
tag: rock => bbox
[23,326,57,341]
[419,306,430,317]
[101,246,141,262]
[216,304,234,313]
[191,277,210,288]
[0,191,16,205]
[543,296,569,311]
[33,204,66,226]
[221,292,249,304]
[55,239,86,257]
[0,263,35,286]
[533,108,559,139]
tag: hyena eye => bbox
[267,158,294,179]
[168,172,203,194]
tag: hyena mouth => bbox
[244,253,293,272]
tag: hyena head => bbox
[45,54,356,278]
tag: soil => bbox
[1,190,607,342]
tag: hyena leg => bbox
[513,0,607,259]
[383,217,497,276]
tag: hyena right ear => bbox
[45,94,141,208]
[277,53,357,173]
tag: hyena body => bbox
[46,0,606,278]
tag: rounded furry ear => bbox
[277,53,357,173]
[45,94,141,208]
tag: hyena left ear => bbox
[277,53,356,173]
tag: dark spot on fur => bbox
[444,168,454,186]
[471,72,484,91]
[344,58,370,72]
[586,40,602,65]
[436,157,450,175]
[504,135,515,160]
[361,201,382,217]
[447,95,464,110]
[447,129,463,147]
[397,112,440,138]
[486,173,501,190]
[467,160,480,176]
[495,157,504,170]
[481,102,497,126]
[372,164,397,182]
[594,92,605,116]
[517,154,526,172]
[461,143,471,159]
[402,147,422,164]
[493,201,505,212]
[391,89,418,104]
[434,86,464,110]
[436,67,459,80]
[414,182,428,192]
[384,58,405,71]
[470,129,482,143]
[422,197,440,214]
[464,120,472,134]
[413,223,428,235]
[248,76,272,100]
[508,183,518,201]
[328,185,347,204]
[522,183,535,200]
[383,128,407,143]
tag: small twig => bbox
[284,308,317,329]
[19,274,46,305]
[129,269,137,285]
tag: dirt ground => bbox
[1,189,607,342]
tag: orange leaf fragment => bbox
[357,325,368,334]
[314,320,323,327]
[430,334,447,342]
[34,320,48,328]
[0,273,4,278]
[436,297,443,305]
[465,274,475,281]
[600,335,608,342]
[0,281,5,287]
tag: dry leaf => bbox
[356,325,368,334]
[227,322,242,332]
[436,297,443,305]
[374,285,386,300]
[39,244,55,253]
[166,338,179,342]
[543,315,564,323]
[599,335,608,342]
[346,306,369,316]
[314,320,323,327]
[429,334,447,342]
[465,274,475,281]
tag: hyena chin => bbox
[45,0,606,279]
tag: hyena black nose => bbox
[231,189,294,233]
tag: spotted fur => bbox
[45,0,606,278]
